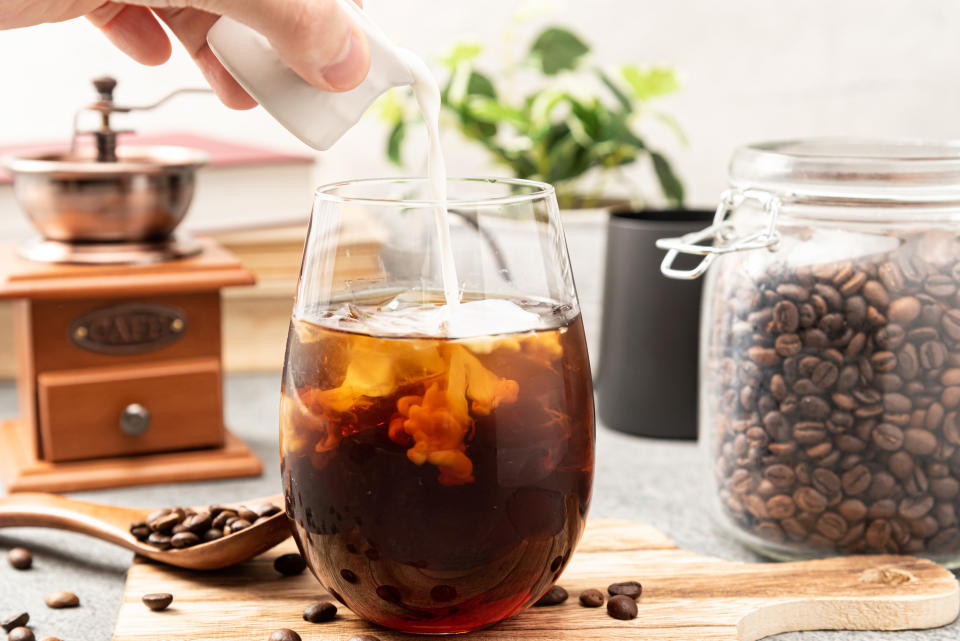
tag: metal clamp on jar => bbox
[659,139,960,567]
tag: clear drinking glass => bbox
[280,177,595,633]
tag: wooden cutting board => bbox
[113,519,959,641]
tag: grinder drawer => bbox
[37,357,224,462]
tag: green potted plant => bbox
[380,24,710,439]
[379,25,684,210]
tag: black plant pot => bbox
[595,209,713,439]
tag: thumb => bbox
[201,0,371,91]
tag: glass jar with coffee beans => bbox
[657,139,960,566]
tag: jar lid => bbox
[729,138,960,202]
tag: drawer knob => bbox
[120,403,151,436]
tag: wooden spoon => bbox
[0,492,291,570]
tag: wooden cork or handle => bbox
[112,518,960,641]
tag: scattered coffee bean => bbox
[534,585,568,606]
[607,580,643,599]
[7,548,32,570]
[579,589,604,607]
[8,627,34,641]
[606,594,638,620]
[39,637,63,641]
[142,593,173,611]
[45,591,79,609]
[274,553,307,576]
[1,613,28,633]
[302,600,337,623]
[268,629,300,641]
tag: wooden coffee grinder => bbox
[0,77,263,492]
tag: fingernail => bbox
[321,32,367,91]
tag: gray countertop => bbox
[0,373,958,641]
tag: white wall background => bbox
[1,0,959,207]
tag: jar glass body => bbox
[702,196,960,566]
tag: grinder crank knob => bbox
[92,76,118,103]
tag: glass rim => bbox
[313,176,556,208]
[730,137,960,202]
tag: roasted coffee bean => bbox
[142,593,174,611]
[1,613,28,633]
[904,429,938,455]
[606,594,639,620]
[268,630,301,641]
[607,581,643,599]
[45,591,79,609]
[7,548,32,570]
[302,600,337,623]
[237,507,258,522]
[229,518,252,533]
[841,465,872,495]
[8,628,34,641]
[794,487,828,513]
[774,301,800,333]
[274,553,307,576]
[208,511,230,530]
[899,495,935,520]
[183,512,212,534]
[926,275,957,298]
[816,512,848,540]
[202,528,224,542]
[888,297,921,325]
[171,532,200,548]
[872,423,904,451]
[579,589,605,607]
[150,512,182,532]
[147,532,172,550]
[534,585,568,606]
[254,504,282,517]
[775,334,803,357]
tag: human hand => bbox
[0,0,371,109]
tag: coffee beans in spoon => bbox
[133,503,280,549]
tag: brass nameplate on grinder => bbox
[69,303,186,355]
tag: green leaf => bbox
[439,41,482,69]
[596,69,633,112]
[529,27,589,75]
[620,65,680,101]
[466,70,496,97]
[387,121,406,166]
[651,151,685,206]
[466,96,528,128]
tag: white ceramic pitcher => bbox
[207,0,413,151]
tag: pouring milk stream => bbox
[207,0,540,337]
